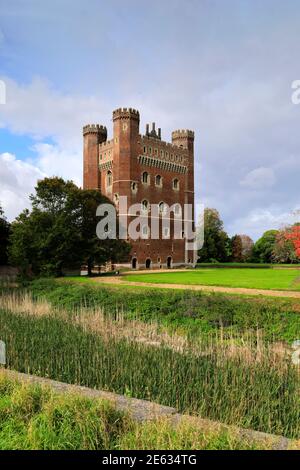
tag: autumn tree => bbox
[231,235,243,262]
[240,234,254,261]
[272,228,298,264]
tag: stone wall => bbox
[2,369,298,450]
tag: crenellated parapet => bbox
[83,124,107,138]
[113,107,140,121]
[172,129,195,141]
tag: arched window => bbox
[107,171,112,187]
[174,203,181,216]
[142,225,149,238]
[141,199,149,213]
[155,175,162,187]
[131,182,138,193]
[142,172,149,184]
[173,178,179,190]
[158,201,166,215]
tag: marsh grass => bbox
[0,292,299,438]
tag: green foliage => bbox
[8,177,130,276]
[19,278,300,342]
[0,205,10,265]
[252,230,279,263]
[0,373,264,450]
[198,209,231,262]
[1,307,299,439]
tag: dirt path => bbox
[92,275,300,299]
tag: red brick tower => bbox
[83,108,195,269]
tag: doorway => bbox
[145,258,151,269]
[167,256,172,269]
[132,258,137,269]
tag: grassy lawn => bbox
[124,268,300,291]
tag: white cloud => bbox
[228,206,300,240]
[240,167,276,190]
[0,152,46,220]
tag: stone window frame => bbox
[163,226,170,239]
[155,174,163,187]
[141,199,150,214]
[131,181,138,194]
[142,171,150,185]
[107,170,113,189]
[172,178,180,191]
[173,203,182,217]
[141,224,150,239]
[158,201,167,216]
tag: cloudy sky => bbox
[0,0,300,239]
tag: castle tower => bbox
[172,129,195,204]
[83,124,107,190]
[172,130,195,263]
[83,109,196,269]
[112,108,140,204]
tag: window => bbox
[149,147,152,155]
[155,175,162,187]
[174,203,181,216]
[154,148,158,155]
[142,172,149,184]
[163,227,170,239]
[159,201,166,215]
[142,225,149,238]
[143,146,147,154]
[131,182,138,193]
[107,171,112,187]
[173,178,179,190]
[141,199,149,213]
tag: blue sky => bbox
[0,0,300,239]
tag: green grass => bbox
[124,268,300,290]
[6,277,300,343]
[1,280,300,440]
[0,304,299,439]
[0,371,267,450]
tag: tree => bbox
[0,205,10,265]
[231,235,243,262]
[198,208,231,262]
[272,228,298,264]
[9,177,131,276]
[252,230,278,263]
[240,234,254,261]
[284,224,300,260]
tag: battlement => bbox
[113,107,140,121]
[83,124,107,137]
[172,129,195,140]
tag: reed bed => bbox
[0,292,299,438]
